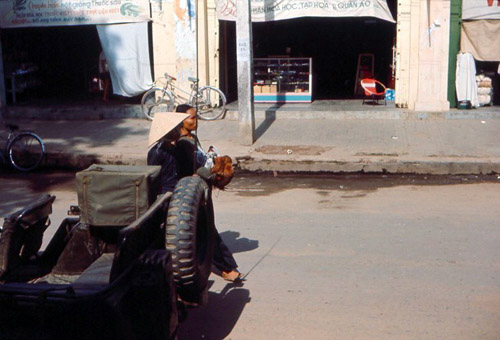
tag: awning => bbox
[461,20,500,62]
[0,0,150,28]
[97,22,153,97]
[215,0,395,23]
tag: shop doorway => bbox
[220,1,397,103]
[1,25,103,105]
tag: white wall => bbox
[395,0,451,111]
[151,0,219,94]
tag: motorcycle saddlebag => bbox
[76,164,161,226]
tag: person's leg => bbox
[212,229,243,281]
[213,230,237,272]
[103,77,110,102]
[100,72,111,102]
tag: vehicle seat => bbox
[0,194,55,280]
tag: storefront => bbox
[217,0,396,103]
[456,0,500,108]
[0,0,153,106]
[1,26,101,104]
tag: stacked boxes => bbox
[476,74,493,106]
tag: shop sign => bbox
[0,0,150,27]
[462,0,500,20]
[215,0,395,23]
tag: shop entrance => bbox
[1,25,103,105]
[474,60,500,107]
[220,2,396,103]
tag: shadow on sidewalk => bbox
[255,104,284,141]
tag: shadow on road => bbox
[219,230,259,254]
[177,231,257,339]
[177,281,250,340]
[0,170,75,217]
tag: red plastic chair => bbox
[360,78,387,105]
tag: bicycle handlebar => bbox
[163,73,199,83]
[164,73,177,81]
[5,124,19,131]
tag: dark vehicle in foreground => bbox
[0,166,215,339]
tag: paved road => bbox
[1,172,499,339]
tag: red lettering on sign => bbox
[487,0,500,6]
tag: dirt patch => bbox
[254,145,332,156]
[355,152,407,157]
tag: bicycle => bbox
[141,73,227,121]
[0,123,45,172]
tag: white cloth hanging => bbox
[97,22,152,97]
[455,52,479,108]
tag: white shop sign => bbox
[462,0,500,20]
[215,0,395,23]
[0,0,150,27]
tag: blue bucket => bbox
[385,89,395,101]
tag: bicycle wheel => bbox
[7,132,45,172]
[193,86,227,121]
[141,87,175,121]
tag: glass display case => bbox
[253,57,312,103]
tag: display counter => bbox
[253,57,312,103]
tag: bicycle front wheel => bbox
[141,87,175,120]
[193,86,227,121]
[8,132,45,172]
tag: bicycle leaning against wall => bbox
[141,73,227,121]
[0,123,45,172]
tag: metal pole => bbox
[236,0,255,145]
[0,35,7,110]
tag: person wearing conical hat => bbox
[147,107,243,283]
[147,112,189,193]
[172,104,244,283]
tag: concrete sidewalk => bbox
[2,103,500,175]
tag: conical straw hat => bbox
[148,112,189,147]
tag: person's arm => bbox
[160,153,178,193]
[175,138,197,177]
[148,145,178,194]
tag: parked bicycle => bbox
[0,123,45,172]
[141,73,227,121]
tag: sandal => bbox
[221,270,245,282]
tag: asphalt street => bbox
[1,171,499,340]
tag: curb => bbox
[3,104,500,121]
[3,105,145,121]
[42,150,500,175]
[235,157,500,175]
[224,109,500,120]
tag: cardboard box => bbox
[261,85,271,93]
[253,85,262,93]
[270,84,277,93]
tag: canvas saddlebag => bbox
[76,164,161,226]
